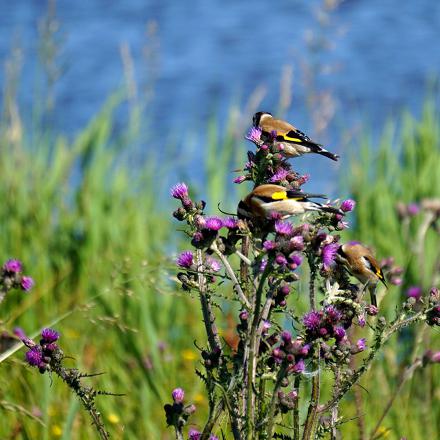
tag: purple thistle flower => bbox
[358,313,366,327]
[13,327,27,340]
[172,387,185,404]
[275,221,293,236]
[204,217,223,231]
[25,346,43,367]
[292,359,305,373]
[281,330,292,343]
[206,257,221,273]
[340,199,356,212]
[223,217,238,229]
[170,182,189,200]
[233,175,247,184]
[303,311,322,330]
[337,221,350,230]
[280,285,290,296]
[366,305,378,316]
[41,328,60,343]
[296,174,310,185]
[188,429,201,440]
[259,258,268,272]
[269,168,290,183]
[239,310,249,321]
[275,254,287,266]
[406,286,422,300]
[300,344,310,356]
[3,259,22,273]
[262,320,271,332]
[356,338,367,351]
[324,306,342,323]
[21,276,34,292]
[194,215,206,229]
[209,435,219,440]
[45,342,58,352]
[322,243,340,270]
[192,232,204,243]
[244,161,254,170]
[290,254,303,267]
[270,211,282,220]
[407,203,420,216]
[263,240,277,251]
[334,326,346,341]
[177,251,194,269]
[391,277,402,286]
[245,126,262,143]
[290,235,304,251]
[431,352,440,363]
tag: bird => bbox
[237,184,343,220]
[252,111,339,161]
[336,241,387,306]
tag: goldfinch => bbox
[252,112,339,161]
[336,242,387,306]
[237,184,343,220]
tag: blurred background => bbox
[0,0,439,438]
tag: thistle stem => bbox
[246,260,272,439]
[211,242,251,309]
[196,249,222,352]
[293,376,301,440]
[302,347,320,440]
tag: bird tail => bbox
[316,149,340,161]
[237,200,252,219]
[307,141,339,161]
[286,190,327,200]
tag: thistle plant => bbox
[0,259,34,303]
[0,259,116,440]
[168,123,440,440]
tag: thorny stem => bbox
[318,309,429,414]
[246,259,272,440]
[302,347,321,440]
[307,253,317,310]
[293,376,301,440]
[265,364,289,440]
[52,365,111,440]
[240,235,250,289]
[211,241,251,309]
[369,358,423,440]
[348,326,366,440]
[202,391,240,440]
[330,369,341,440]
[196,249,222,352]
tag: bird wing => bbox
[286,190,327,200]
[273,127,312,143]
[362,255,387,287]
[267,189,326,202]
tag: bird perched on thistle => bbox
[237,184,343,220]
[252,112,339,161]
[336,241,387,307]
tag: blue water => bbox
[1,0,439,192]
